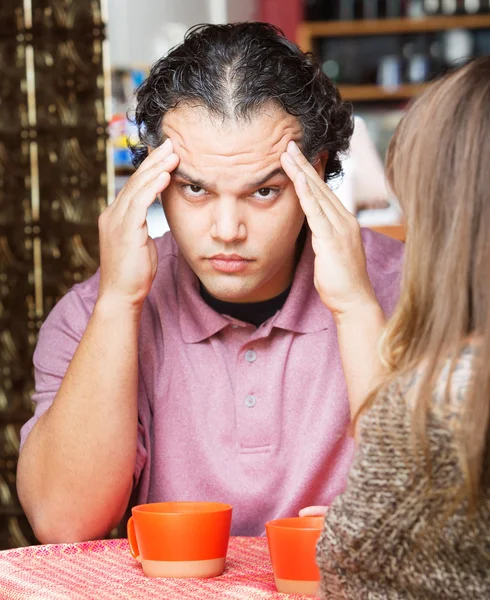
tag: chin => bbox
[207,286,253,303]
[201,276,258,302]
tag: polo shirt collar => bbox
[177,230,331,343]
[178,252,232,343]
[272,231,332,334]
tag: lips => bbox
[209,254,252,274]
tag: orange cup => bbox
[266,516,324,596]
[127,501,232,578]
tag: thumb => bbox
[298,505,328,517]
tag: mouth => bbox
[208,254,253,274]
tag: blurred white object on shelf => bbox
[331,116,402,226]
[147,203,170,238]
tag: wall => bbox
[107,0,259,68]
[0,0,108,549]
[108,0,210,67]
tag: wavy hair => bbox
[361,57,490,511]
[129,22,353,181]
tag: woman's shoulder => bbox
[414,343,475,420]
[364,343,477,437]
[432,343,475,405]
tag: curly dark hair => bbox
[129,22,353,181]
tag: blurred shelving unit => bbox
[338,82,427,100]
[298,14,490,103]
[298,14,490,48]
[297,10,490,227]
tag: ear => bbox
[313,152,329,180]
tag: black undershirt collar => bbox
[200,283,291,328]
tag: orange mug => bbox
[127,501,232,578]
[266,516,324,596]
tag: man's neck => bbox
[200,284,292,328]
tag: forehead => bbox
[161,104,302,178]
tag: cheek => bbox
[251,199,304,254]
[267,189,305,231]
[162,189,210,242]
[161,190,188,240]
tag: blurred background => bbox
[1,0,489,548]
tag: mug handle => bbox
[127,517,140,561]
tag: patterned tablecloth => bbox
[0,536,317,599]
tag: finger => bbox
[123,172,171,230]
[111,138,175,209]
[132,220,151,250]
[306,172,352,222]
[298,506,329,517]
[281,150,341,229]
[281,154,333,239]
[138,138,174,175]
[115,153,179,217]
[117,151,178,207]
[287,141,326,187]
[287,141,351,218]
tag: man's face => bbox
[161,104,306,303]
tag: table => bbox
[0,536,317,599]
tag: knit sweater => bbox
[317,346,490,599]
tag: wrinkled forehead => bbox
[161,104,302,179]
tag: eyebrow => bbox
[173,168,208,189]
[250,167,288,189]
[173,166,288,191]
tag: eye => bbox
[253,187,279,201]
[182,184,206,198]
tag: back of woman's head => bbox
[382,57,490,507]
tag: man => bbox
[17,23,403,543]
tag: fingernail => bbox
[288,140,300,154]
[161,138,172,150]
[282,152,294,166]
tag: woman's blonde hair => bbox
[365,57,490,509]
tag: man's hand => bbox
[282,141,387,427]
[281,141,377,319]
[98,139,179,309]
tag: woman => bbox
[316,57,490,599]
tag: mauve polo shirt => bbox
[20,229,404,535]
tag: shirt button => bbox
[245,350,257,363]
[244,395,257,408]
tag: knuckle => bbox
[346,213,360,230]
[99,206,121,234]
[297,154,309,168]
[98,211,108,228]
[318,183,330,196]
[124,176,138,193]
[314,205,324,219]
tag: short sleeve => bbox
[133,377,149,486]
[20,287,94,450]
[361,227,404,319]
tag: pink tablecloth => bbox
[0,536,316,599]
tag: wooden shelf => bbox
[338,83,428,101]
[298,14,490,51]
[114,166,134,177]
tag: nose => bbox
[210,198,247,243]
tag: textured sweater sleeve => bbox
[316,349,474,599]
